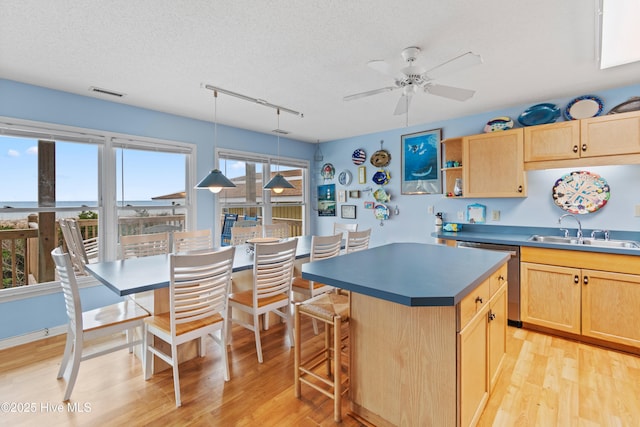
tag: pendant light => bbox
[195,90,236,193]
[264,108,295,194]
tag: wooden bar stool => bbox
[294,292,349,422]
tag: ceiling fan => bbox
[344,47,482,115]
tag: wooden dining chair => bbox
[227,238,298,363]
[333,222,358,238]
[230,225,262,246]
[291,234,342,301]
[51,247,149,402]
[59,218,88,275]
[263,223,289,239]
[120,232,170,259]
[173,229,212,253]
[220,213,238,246]
[345,228,371,254]
[143,247,235,407]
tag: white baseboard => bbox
[0,325,67,350]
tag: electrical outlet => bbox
[491,210,501,221]
[427,205,434,215]
[457,211,464,220]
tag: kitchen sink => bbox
[528,235,640,249]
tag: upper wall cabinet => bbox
[524,110,640,170]
[463,129,527,198]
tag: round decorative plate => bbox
[484,116,514,133]
[370,149,391,167]
[372,169,390,185]
[321,163,335,179]
[373,187,390,203]
[374,204,389,221]
[552,170,610,214]
[608,96,640,115]
[338,170,352,186]
[352,148,367,165]
[564,95,604,120]
[518,103,561,126]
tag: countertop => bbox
[434,224,640,256]
[301,242,509,307]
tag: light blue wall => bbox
[0,78,314,340]
[1,78,639,341]
[314,83,640,247]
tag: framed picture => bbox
[349,190,360,199]
[364,201,375,209]
[358,166,366,184]
[317,184,336,216]
[341,205,356,219]
[467,203,486,224]
[338,190,347,203]
[400,128,442,194]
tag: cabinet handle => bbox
[475,296,483,304]
[518,185,523,193]
[498,275,505,282]
[574,275,579,284]
[488,310,496,322]
[573,145,579,153]
[583,276,589,285]
[582,144,587,152]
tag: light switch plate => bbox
[635,205,640,217]
[457,211,464,220]
[491,210,501,221]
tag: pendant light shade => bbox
[264,108,294,193]
[195,90,236,193]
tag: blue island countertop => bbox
[301,242,508,307]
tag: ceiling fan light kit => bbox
[344,46,483,115]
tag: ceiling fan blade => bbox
[425,84,476,101]
[343,86,398,101]
[394,93,413,115]
[424,52,482,80]
[367,59,393,75]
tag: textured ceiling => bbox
[1,0,639,143]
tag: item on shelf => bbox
[607,96,640,114]
[443,223,462,232]
[517,103,561,126]
[352,148,367,165]
[370,140,391,167]
[483,116,514,133]
[321,163,335,179]
[552,170,610,214]
[563,95,604,120]
[372,169,390,185]
[338,170,352,186]
[445,160,461,168]
[453,178,463,197]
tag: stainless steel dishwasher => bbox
[456,241,522,327]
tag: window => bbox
[218,149,308,240]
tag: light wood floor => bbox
[1,322,639,426]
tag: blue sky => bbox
[0,136,186,202]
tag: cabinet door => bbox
[458,304,489,427]
[463,129,526,197]
[521,262,581,334]
[582,269,640,348]
[523,121,580,162]
[580,110,640,157]
[488,283,507,392]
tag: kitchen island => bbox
[302,243,509,427]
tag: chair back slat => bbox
[51,247,83,334]
[333,222,358,238]
[173,229,213,253]
[345,229,372,254]
[169,248,235,333]
[120,232,170,259]
[311,234,342,261]
[253,239,297,301]
[230,225,262,246]
[263,223,289,238]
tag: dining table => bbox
[84,235,315,372]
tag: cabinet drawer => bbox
[458,277,491,331]
[490,264,508,296]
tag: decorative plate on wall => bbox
[563,95,604,120]
[552,170,610,214]
[321,163,335,179]
[338,170,352,186]
[352,148,367,165]
[517,103,561,126]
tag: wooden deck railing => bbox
[0,228,38,288]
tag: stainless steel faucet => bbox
[558,214,583,243]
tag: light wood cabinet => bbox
[521,247,640,350]
[524,110,640,170]
[488,283,507,392]
[463,129,526,198]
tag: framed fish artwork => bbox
[400,128,442,194]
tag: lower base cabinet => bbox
[521,247,640,351]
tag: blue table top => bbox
[302,243,508,307]
[86,236,315,296]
